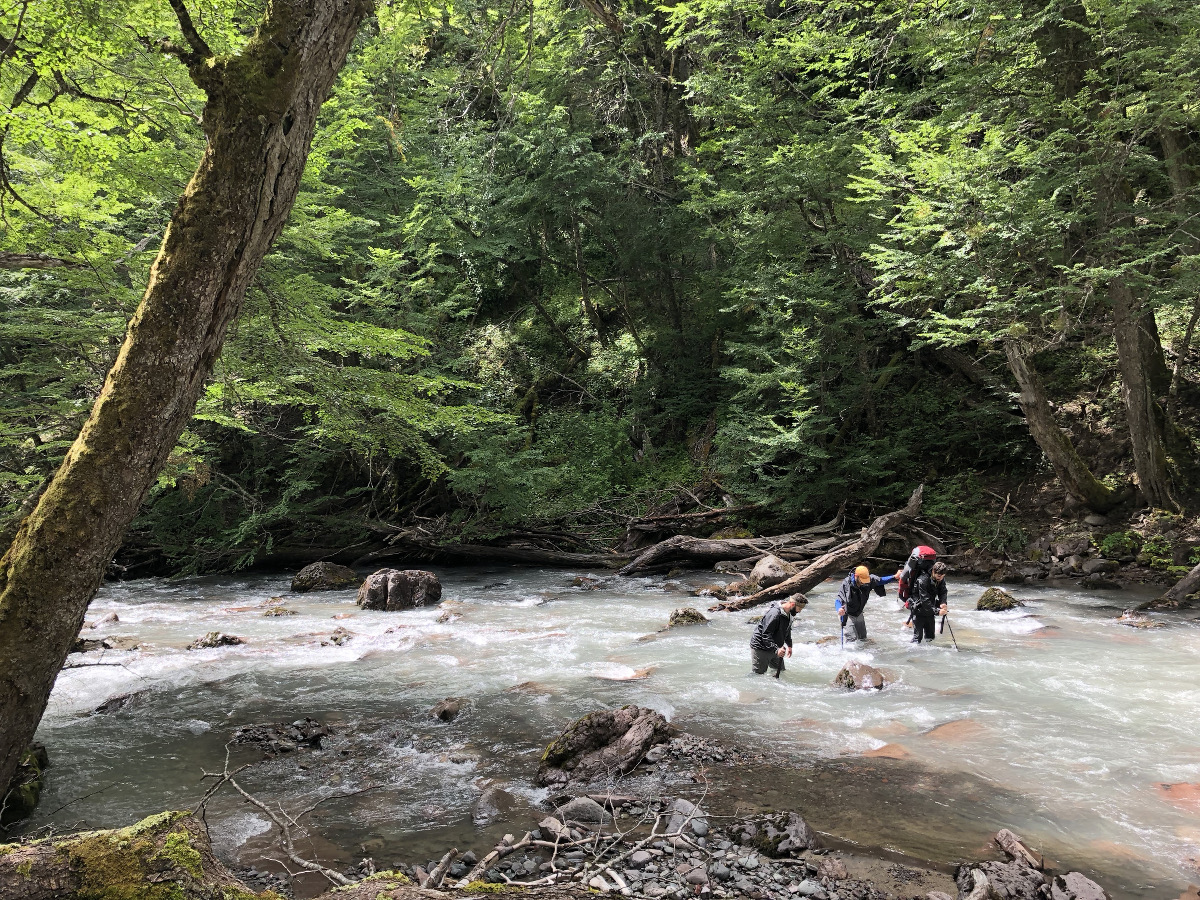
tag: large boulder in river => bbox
[430,697,470,722]
[536,705,673,786]
[187,632,244,650]
[834,662,885,690]
[751,553,799,588]
[668,607,708,627]
[290,561,361,592]
[357,568,442,610]
[977,587,1023,611]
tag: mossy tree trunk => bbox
[0,0,371,802]
[1003,341,1122,512]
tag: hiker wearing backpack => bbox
[910,561,949,644]
[835,565,895,643]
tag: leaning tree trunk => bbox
[1109,278,1178,510]
[0,0,371,801]
[714,485,924,612]
[1003,341,1123,512]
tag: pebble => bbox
[740,856,760,870]
[687,869,710,885]
[693,820,710,837]
[798,879,825,897]
[631,850,652,867]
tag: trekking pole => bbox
[941,615,959,651]
[839,612,845,649]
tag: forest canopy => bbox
[2,0,1198,572]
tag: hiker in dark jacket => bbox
[750,597,801,677]
[835,565,895,643]
[910,561,949,644]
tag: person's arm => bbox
[835,578,847,615]
[872,575,891,596]
[938,579,949,610]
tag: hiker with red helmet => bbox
[835,565,895,644]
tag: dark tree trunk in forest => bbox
[1003,342,1122,511]
[0,0,371,803]
[1109,278,1178,510]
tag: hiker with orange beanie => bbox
[835,565,895,644]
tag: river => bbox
[17,567,1200,899]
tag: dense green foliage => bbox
[2,0,1198,570]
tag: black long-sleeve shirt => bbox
[750,601,794,652]
[911,573,948,615]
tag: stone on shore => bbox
[834,661,885,690]
[668,607,708,627]
[536,705,673,786]
[291,561,361,592]
[1051,872,1110,900]
[751,554,798,588]
[554,796,612,824]
[1082,573,1122,590]
[977,587,1022,611]
[357,568,442,611]
[956,861,1045,900]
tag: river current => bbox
[18,567,1200,899]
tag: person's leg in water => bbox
[912,614,935,643]
[848,613,867,642]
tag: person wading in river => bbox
[910,561,949,644]
[835,565,894,644]
[750,596,801,677]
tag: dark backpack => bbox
[898,546,937,602]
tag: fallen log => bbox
[712,485,924,612]
[0,811,258,900]
[1141,559,1200,610]
[618,504,847,575]
[354,543,634,569]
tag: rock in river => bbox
[291,561,361,592]
[554,796,612,825]
[977,587,1022,611]
[750,553,798,588]
[431,697,470,722]
[1051,872,1110,900]
[536,705,673,786]
[357,568,442,610]
[833,662,885,690]
[187,632,245,650]
[668,607,708,627]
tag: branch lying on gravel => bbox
[713,485,924,611]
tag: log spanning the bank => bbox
[1145,559,1200,609]
[617,504,846,575]
[711,485,924,612]
[355,542,636,569]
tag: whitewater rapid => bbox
[23,567,1200,899]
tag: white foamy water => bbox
[24,568,1200,898]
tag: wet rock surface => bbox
[537,706,673,786]
[70,635,141,653]
[834,662,885,691]
[358,568,443,611]
[668,607,709,627]
[231,717,330,755]
[976,587,1023,612]
[751,553,799,588]
[291,561,362,592]
[186,631,244,650]
[431,697,471,722]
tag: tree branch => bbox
[167,0,214,61]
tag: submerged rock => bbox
[834,662,885,690]
[290,561,361,592]
[262,606,297,617]
[536,705,673,786]
[231,717,329,754]
[431,697,470,722]
[668,606,708,627]
[357,568,442,611]
[187,632,245,650]
[977,587,1023,611]
[1116,609,1162,629]
[750,553,798,588]
[1082,573,1122,590]
[71,635,141,653]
